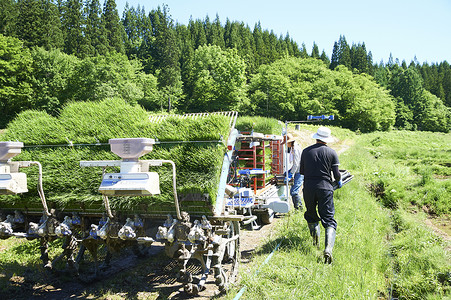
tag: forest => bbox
[0,0,450,132]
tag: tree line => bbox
[0,0,449,132]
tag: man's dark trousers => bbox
[303,184,337,229]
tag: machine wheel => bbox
[261,208,274,225]
[223,221,239,261]
[217,220,240,292]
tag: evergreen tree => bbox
[418,61,451,107]
[0,0,17,36]
[265,30,278,62]
[42,0,64,49]
[122,3,137,44]
[300,43,308,58]
[441,61,451,106]
[61,0,85,56]
[282,33,292,56]
[210,14,225,48]
[189,18,207,48]
[367,51,374,75]
[350,42,368,74]
[387,53,395,69]
[122,4,147,58]
[338,35,351,69]
[16,0,63,49]
[253,22,266,66]
[223,18,232,48]
[320,50,330,65]
[225,20,258,73]
[401,60,407,69]
[175,23,194,102]
[16,0,43,48]
[203,15,212,45]
[311,42,320,59]
[149,5,182,108]
[238,22,256,75]
[330,41,339,69]
[391,67,424,109]
[102,0,125,54]
[224,19,241,49]
[85,0,108,56]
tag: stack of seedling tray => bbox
[0,99,234,218]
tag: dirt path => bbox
[289,128,353,156]
[424,216,451,252]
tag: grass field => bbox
[1,123,450,299]
[225,126,450,300]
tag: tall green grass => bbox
[226,138,391,299]
[358,130,451,215]
[226,128,450,300]
[388,210,450,299]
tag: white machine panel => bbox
[0,141,24,162]
[0,173,28,195]
[99,172,160,196]
[109,138,155,159]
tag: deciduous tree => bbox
[0,34,33,127]
[185,45,247,112]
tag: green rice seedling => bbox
[2,110,68,145]
[236,116,283,134]
[0,99,232,214]
[58,98,150,143]
[185,115,231,141]
[154,115,230,141]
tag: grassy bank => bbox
[358,130,451,215]
[226,127,450,299]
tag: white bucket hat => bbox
[312,127,334,143]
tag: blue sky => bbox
[115,0,450,64]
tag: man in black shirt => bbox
[300,126,342,264]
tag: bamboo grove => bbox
[0,0,450,132]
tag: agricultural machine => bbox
[0,112,297,295]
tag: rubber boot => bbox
[307,222,320,248]
[324,227,336,264]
